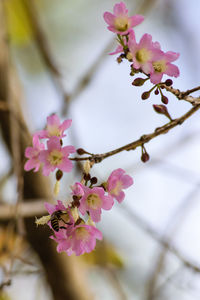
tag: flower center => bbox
[48,125,61,137]
[110,181,122,196]
[135,48,151,63]
[153,60,166,73]
[75,227,89,241]
[114,17,129,32]
[86,193,102,209]
[48,150,63,165]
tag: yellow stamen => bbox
[153,60,166,73]
[48,150,63,165]
[86,193,102,209]
[110,181,122,196]
[114,17,129,32]
[136,48,151,63]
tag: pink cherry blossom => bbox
[39,137,75,176]
[128,33,163,74]
[103,2,144,35]
[51,228,72,254]
[107,168,133,203]
[24,135,45,172]
[69,224,102,256]
[52,224,102,256]
[37,114,72,139]
[79,186,114,222]
[150,51,180,84]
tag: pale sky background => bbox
[1,0,200,299]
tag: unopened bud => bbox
[161,95,169,104]
[84,173,91,181]
[83,160,91,174]
[153,104,172,121]
[165,79,173,86]
[117,56,123,63]
[141,91,150,100]
[132,78,146,86]
[141,152,150,163]
[77,148,86,155]
[154,88,159,95]
[56,169,63,181]
[153,104,167,114]
[90,177,98,185]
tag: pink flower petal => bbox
[115,191,125,203]
[102,195,114,210]
[103,12,115,26]
[47,114,60,127]
[165,51,180,62]
[121,175,133,188]
[150,72,163,84]
[90,209,101,222]
[113,2,128,16]
[130,15,144,27]
[165,63,180,77]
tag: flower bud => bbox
[154,88,159,95]
[56,169,63,181]
[153,104,167,114]
[165,79,173,86]
[77,148,86,155]
[90,177,98,185]
[161,95,169,104]
[84,173,91,181]
[117,56,123,63]
[153,104,172,121]
[132,78,146,86]
[141,152,150,163]
[141,91,150,100]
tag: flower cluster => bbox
[24,114,134,256]
[24,114,75,176]
[43,168,133,256]
[103,2,180,103]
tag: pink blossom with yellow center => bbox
[24,135,45,172]
[39,136,75,176]
[37,114,72,139]
[150,51,180,84]
[51,224,102,256]
[79,186,114,222]
[107,168,133,203]
[128,33,163,74]
[103,2,144,35]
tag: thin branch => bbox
[162,84,200,105]
[71,103,200,162]
[0,199,49,219]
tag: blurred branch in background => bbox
[145,181,200,300]
[0,1,93,299]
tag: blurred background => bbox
[0,0,200,299]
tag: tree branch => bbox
[71,103,200,162]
